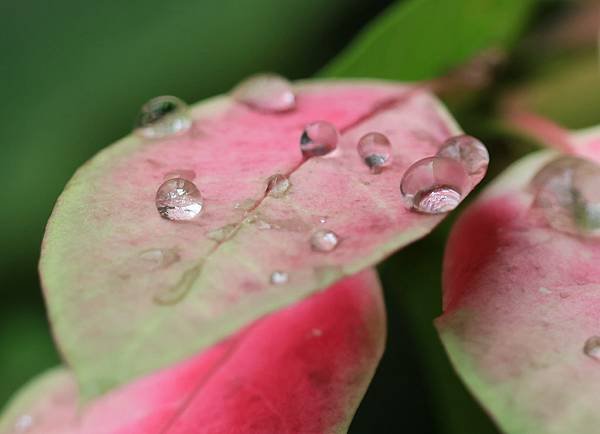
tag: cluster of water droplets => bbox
[531,156,600,237]
[400,135,489,214]
[135,74,491,295]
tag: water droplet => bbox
[233,73,296,112]
[400,156,470,214]
[310,229,340,252]
[270,271,289,285]
[138,248,180,270]
[156,178,204,221]
[14,414,33,432]
[584,336,600,360]
[135,96,191,139]
[357,132,392,173]
[163,169,196,180]
[317,216,328,224]
[300,121,339,158]
[532,156,600,236]
[437,134,489,179]
[265,174,290,197]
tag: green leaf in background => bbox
[323,0,537,80]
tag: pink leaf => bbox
[39,79,484,395]
[437,137,600,433]
[1,270,385,434]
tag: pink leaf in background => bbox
[436,119,600,434]
[0,270,385,434]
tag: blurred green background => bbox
[1,0,599,432]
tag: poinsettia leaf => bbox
[1,270,384,434]
[436,122,600,434]
[40,79,484,396]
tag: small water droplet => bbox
[584,336,600,360]
[207,224,237,242]
[270,271,289,285]
[532,156,600,236]
[400,156,470,214]
[14,414,33,432]
[310,229,340,252]
[135,96,191,139]
[437,134,489,179]
[318,216,328,224]
[156,178,204,221]
[233,73,296,112]
[163,169,196,180]
[300,121,339,158]
[357,132,392,173]
[266,174,290,198]
[139,248,180,270]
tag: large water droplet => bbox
[437,134,489,179]
[300,121,339,158]
[310,229,340,252]
[583,336,600,360]
[357,132,392,173]
[270,271,289,285]
[135,96,191,139]
[233,73,296,112]
[532,156,600,236]
[266,174,290,198]
[156,178,204,221]
[400,156,470,214]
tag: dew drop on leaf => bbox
[300,121,339,158]
[134,96,191,139]
[155,178,204,221]
[232,73,296,112]
[310,229,340,252]
[532,156,600,236]
[357,132,392,173]
[583,336,600,361]
[400,156,469,214]
[436,134,489,178]
[270,271,289,285]
[265,174,290,197]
